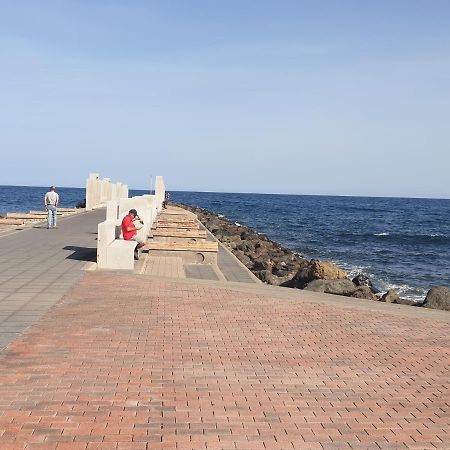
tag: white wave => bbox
[234,222,241,227]
[346,265,371,279]
[376,280,427,302]
[374,232,389,236]
[329,260,427,302]
[218,214,224,218]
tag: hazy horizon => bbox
[2,183,449,201]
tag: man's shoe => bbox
[134,249,140,260]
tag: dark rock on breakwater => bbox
[174,202,450,312]
[423,287,450,311]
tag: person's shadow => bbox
[63,246,97,262]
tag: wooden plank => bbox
[6,213,48,219]
[157,217,197,222]
[154,222,199,229]
[157,220,197,226]
[29,210,65,215]
[152,229,207,238]
[147,240,218,252]
[0,218,24,225]
[159,214,194,221]
[28,208,79,215]
[161,208,189,215]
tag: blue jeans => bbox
[47,205,57,228]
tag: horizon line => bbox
[1,183,449,201]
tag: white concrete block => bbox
[97,220,116,268]
[107,240,136,270]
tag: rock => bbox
[237,241,255,253]
[304,279,327,292]
[423,286,450,311]
[289,259,348,289]
[323,279,358,296]
[258,270,280,285]
[241,230,257,240]
[350,286,378,301]
[396,298,423,307]
[234,251,253,268]
[252,258,272,271]
[381,289,400,303]
[352,274,379,293]
[304,279,357,296]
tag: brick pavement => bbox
[0,272,448,449]
[141,256,186,279]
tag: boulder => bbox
[252,258,272,271]
[234,251,253,269]
[350,286,378,301]
[324,279,358,296]
[381,289,400,303]
[289,259,348,289]
[258,270,280,285]
[304,279,357,296]
[423,286,450,311]
[241,230,258,240]
[396,298,423,307]
[352,274,379,293]
[303,279,327,292]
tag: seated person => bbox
[121,209,146,259]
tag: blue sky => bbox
[1,1,449,197]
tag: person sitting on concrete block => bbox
[121,209,147,260]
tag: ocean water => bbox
[1,185,449,301]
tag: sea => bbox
[1,185,449,302]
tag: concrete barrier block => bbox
[107,240,136,270]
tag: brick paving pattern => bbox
[141,256,186,279]
[0,272,448,449]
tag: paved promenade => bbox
[0,210,449,449]
[0,209,104,350]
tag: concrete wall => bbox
[86,173,129,211]
[97,176,165,270]
[154,176,166,214]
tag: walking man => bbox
[44,186,59,229]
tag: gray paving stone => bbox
[0,333,21,348]
[184,264,219,281]
[0,209,105,350]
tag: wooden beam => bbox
[29,211,65,215]
[146,240,218,252]
[6,213,48,219]
[0,218,24,225]
[152,229,207,238]
[153,223,199,229]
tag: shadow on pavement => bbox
[63,246,97,262]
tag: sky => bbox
[0,1,449,198]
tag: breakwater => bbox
[170,191,450,302]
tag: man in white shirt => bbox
[44,186,60,229]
